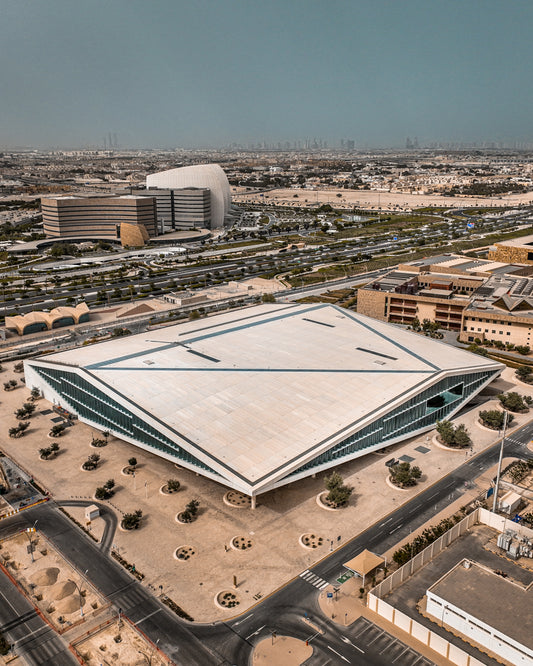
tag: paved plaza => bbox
[0,360,531,621]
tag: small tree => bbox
[167,479,180,493]
[390,462,422,488]
[49,423,66,437]
[186,499,200,517]
[83,453,100,470]
[13,361,24,373]
[479,410,514,430]
[498,392,530,413]
[436,420,472,448]
[324,471,353,507]
[128,457,138,469]
[516,366,533,382]
[30,387,41,400]
[436,420,455,445]
[95,480,115,500]
[39,447,52,460]
[121,510,142,530]
[0,630,10,656]
[453,424,472,449]
[515,345,531,356]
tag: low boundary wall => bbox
[367,508,533,666]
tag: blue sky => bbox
[1,0,532,148]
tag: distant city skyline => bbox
[1,0,533,150]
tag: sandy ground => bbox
[252,634,312,666]
[233,187,533,211]
[72,618,168,666]
[0,360,530,623]
[0,532,104,631]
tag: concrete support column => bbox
[251,495,256,510]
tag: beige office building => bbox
[41,195,157,243]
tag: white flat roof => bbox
[31,304,501,493]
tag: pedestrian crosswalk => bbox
[299,569,329,590]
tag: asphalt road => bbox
[0,424,530,665]
[196,427,532,665]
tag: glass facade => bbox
[286,370,496,477]
[34,366,219,475]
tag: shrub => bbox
[121,510,142,530]
[515,345,531,356]
[436,420,472,448]
[95,486,111,500]
[479,410,514,430]
[390,462,422,488]
[0,631,10,656]
[498,392,530,413]
[516,366,533,382]
[324,471,353,507]
[128,457,137,469]
[186,499,200,516]
[49,423,66,437]
[167,479,180,492]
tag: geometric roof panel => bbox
[30,303,503,493]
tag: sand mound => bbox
[56,595,84,615]
[31,567,60,587]
[51,580,76,601]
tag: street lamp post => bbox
[492,410,509,513]
[24,521,38,563]
[67,579,84,618]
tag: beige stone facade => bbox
[119,221,150,247]
[488,235,533,264]
[460,309,533,346]
[357,273,474,331]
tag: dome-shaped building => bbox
[146,164,230,229]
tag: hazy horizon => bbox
[1,0,532,150]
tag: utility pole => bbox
[492,410,508,513]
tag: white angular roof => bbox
[30,304,502,495]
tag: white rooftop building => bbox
[25,304,503,502]
[146,164,230,228]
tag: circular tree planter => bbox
[230,536,253,551]
[39,453,58,462]
[299,533,324,549]
[316,491,342,511]
[90,439,108,448]
[47,432,66,440]
[174,545,195,561]
[81,462,98,472]
[432,435,468,452]
[215,590,240,610]
[175,512,197,524]
[385,474,415,492]
[121,466,136,476]
[160,482,180,495]
[223,490,251,509]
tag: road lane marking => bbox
[379,517,393,527]
[232,613,254,626]
[390,524,402,534]
[340,636,365,653]
[327,646,350,662]
[245,624,265,640]
[135,608,161,625]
